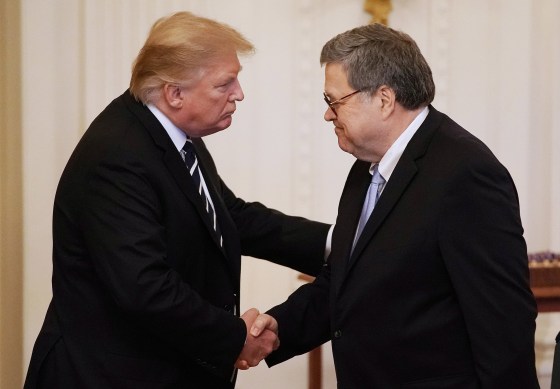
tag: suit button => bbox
[224,304,231,312]
[334,330,342,339]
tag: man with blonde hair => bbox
[25,12,329,389]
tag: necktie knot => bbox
[371,164,385,199]
[182,140,197,171]
[372,164,385,185]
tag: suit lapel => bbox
[163,150,226,252]
[191,139,241,279]
[331,160,372,294]
[347,157,418,269]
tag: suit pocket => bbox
[104,352,183,384]
[402,371,478,388]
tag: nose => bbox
[324,106,336,122]
[231,79,244,102]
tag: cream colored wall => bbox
[21,1,560,388]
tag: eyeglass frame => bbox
[323,89,362,115]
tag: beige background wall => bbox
[9,0,560,388]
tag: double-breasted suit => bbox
[267,107,539,388]
[25,90,329,389]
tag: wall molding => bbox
[292,0,316,216]
[0,0,23,387]
[428,0,450,112]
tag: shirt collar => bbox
[147,103,187,152]
[373,106,429,180]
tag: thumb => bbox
[251,314,277,337]
[241,308,259,324]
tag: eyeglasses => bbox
[323,90,361,116]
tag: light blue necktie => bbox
[353,164,385,249]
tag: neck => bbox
[386,105,424,145]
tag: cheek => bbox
[340,122,357,140]
[197,100,223,122]
[211,97,229,113]
[349,120,372,141]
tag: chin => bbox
[219,116,233,130]
[202,120,233,137]
[337,137,353,155]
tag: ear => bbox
[162,84,184,109]
[378,85,396,119]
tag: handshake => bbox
[235,308,279,370]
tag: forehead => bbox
[203,50,242,78]
[324,63,351,91]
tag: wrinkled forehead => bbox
[185,50,243,86]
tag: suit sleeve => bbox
[81,153,246,378]
[439,155,538,388]
[265,261,332,366]
[194,139,331,276]
[221,180,330,275]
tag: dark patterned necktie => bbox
[181,140,223,247]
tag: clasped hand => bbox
[235,308,279,370]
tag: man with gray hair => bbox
[24,11,329,389]
[257,23,539,388]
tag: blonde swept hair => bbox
[130,11,254,104]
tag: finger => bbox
[235,359,250,370]
[241,308,260,336]
[241,308,259,322]
[249,358,261,367]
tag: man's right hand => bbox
[235,308,279,370]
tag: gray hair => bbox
[320,23,435,110]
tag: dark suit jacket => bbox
[24,90,330,389]
[267,107,539,388]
